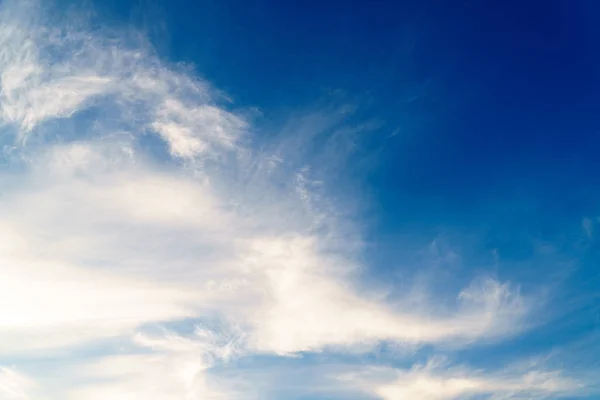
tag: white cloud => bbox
[64,329,245,400]
[0,251,198,354]
[347,358,582,400]
[247,237,529,354]
[0,0,534,357]
[151,99,246,158]
[0,0,579,399]
[0,367,34,400]
[0,138,532,357]
[0,0,243,155]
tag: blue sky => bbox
[0,0,599,399]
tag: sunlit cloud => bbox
[0,0,589,399]
[345,358,584,400]
[0,367,34,400]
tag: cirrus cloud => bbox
[0,0,586,399]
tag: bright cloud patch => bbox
[0,367,35,400]
[0,0,593,399]
[355,359,582,400]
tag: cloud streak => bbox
[347,358,584,400]
[0,0,588,399]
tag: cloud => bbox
[250,241,530,354]
[0,0,533,355]
[0,137,532,358]
[0,0,243,156]
[63,329,246,400]
[151,99,246,158]
[0,367,34,400]
[0,0,578,399]
[348,358,583,400]
[0,3,115,136]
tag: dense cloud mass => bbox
[0,1,593,399]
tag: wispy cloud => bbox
[347,358,584,400]
[0,0,589,399]
[65,329,245,400]
[0,367,34,400]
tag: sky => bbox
[0,0,599,399]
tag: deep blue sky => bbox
[94,0,600,321]
[95,0,600,224]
